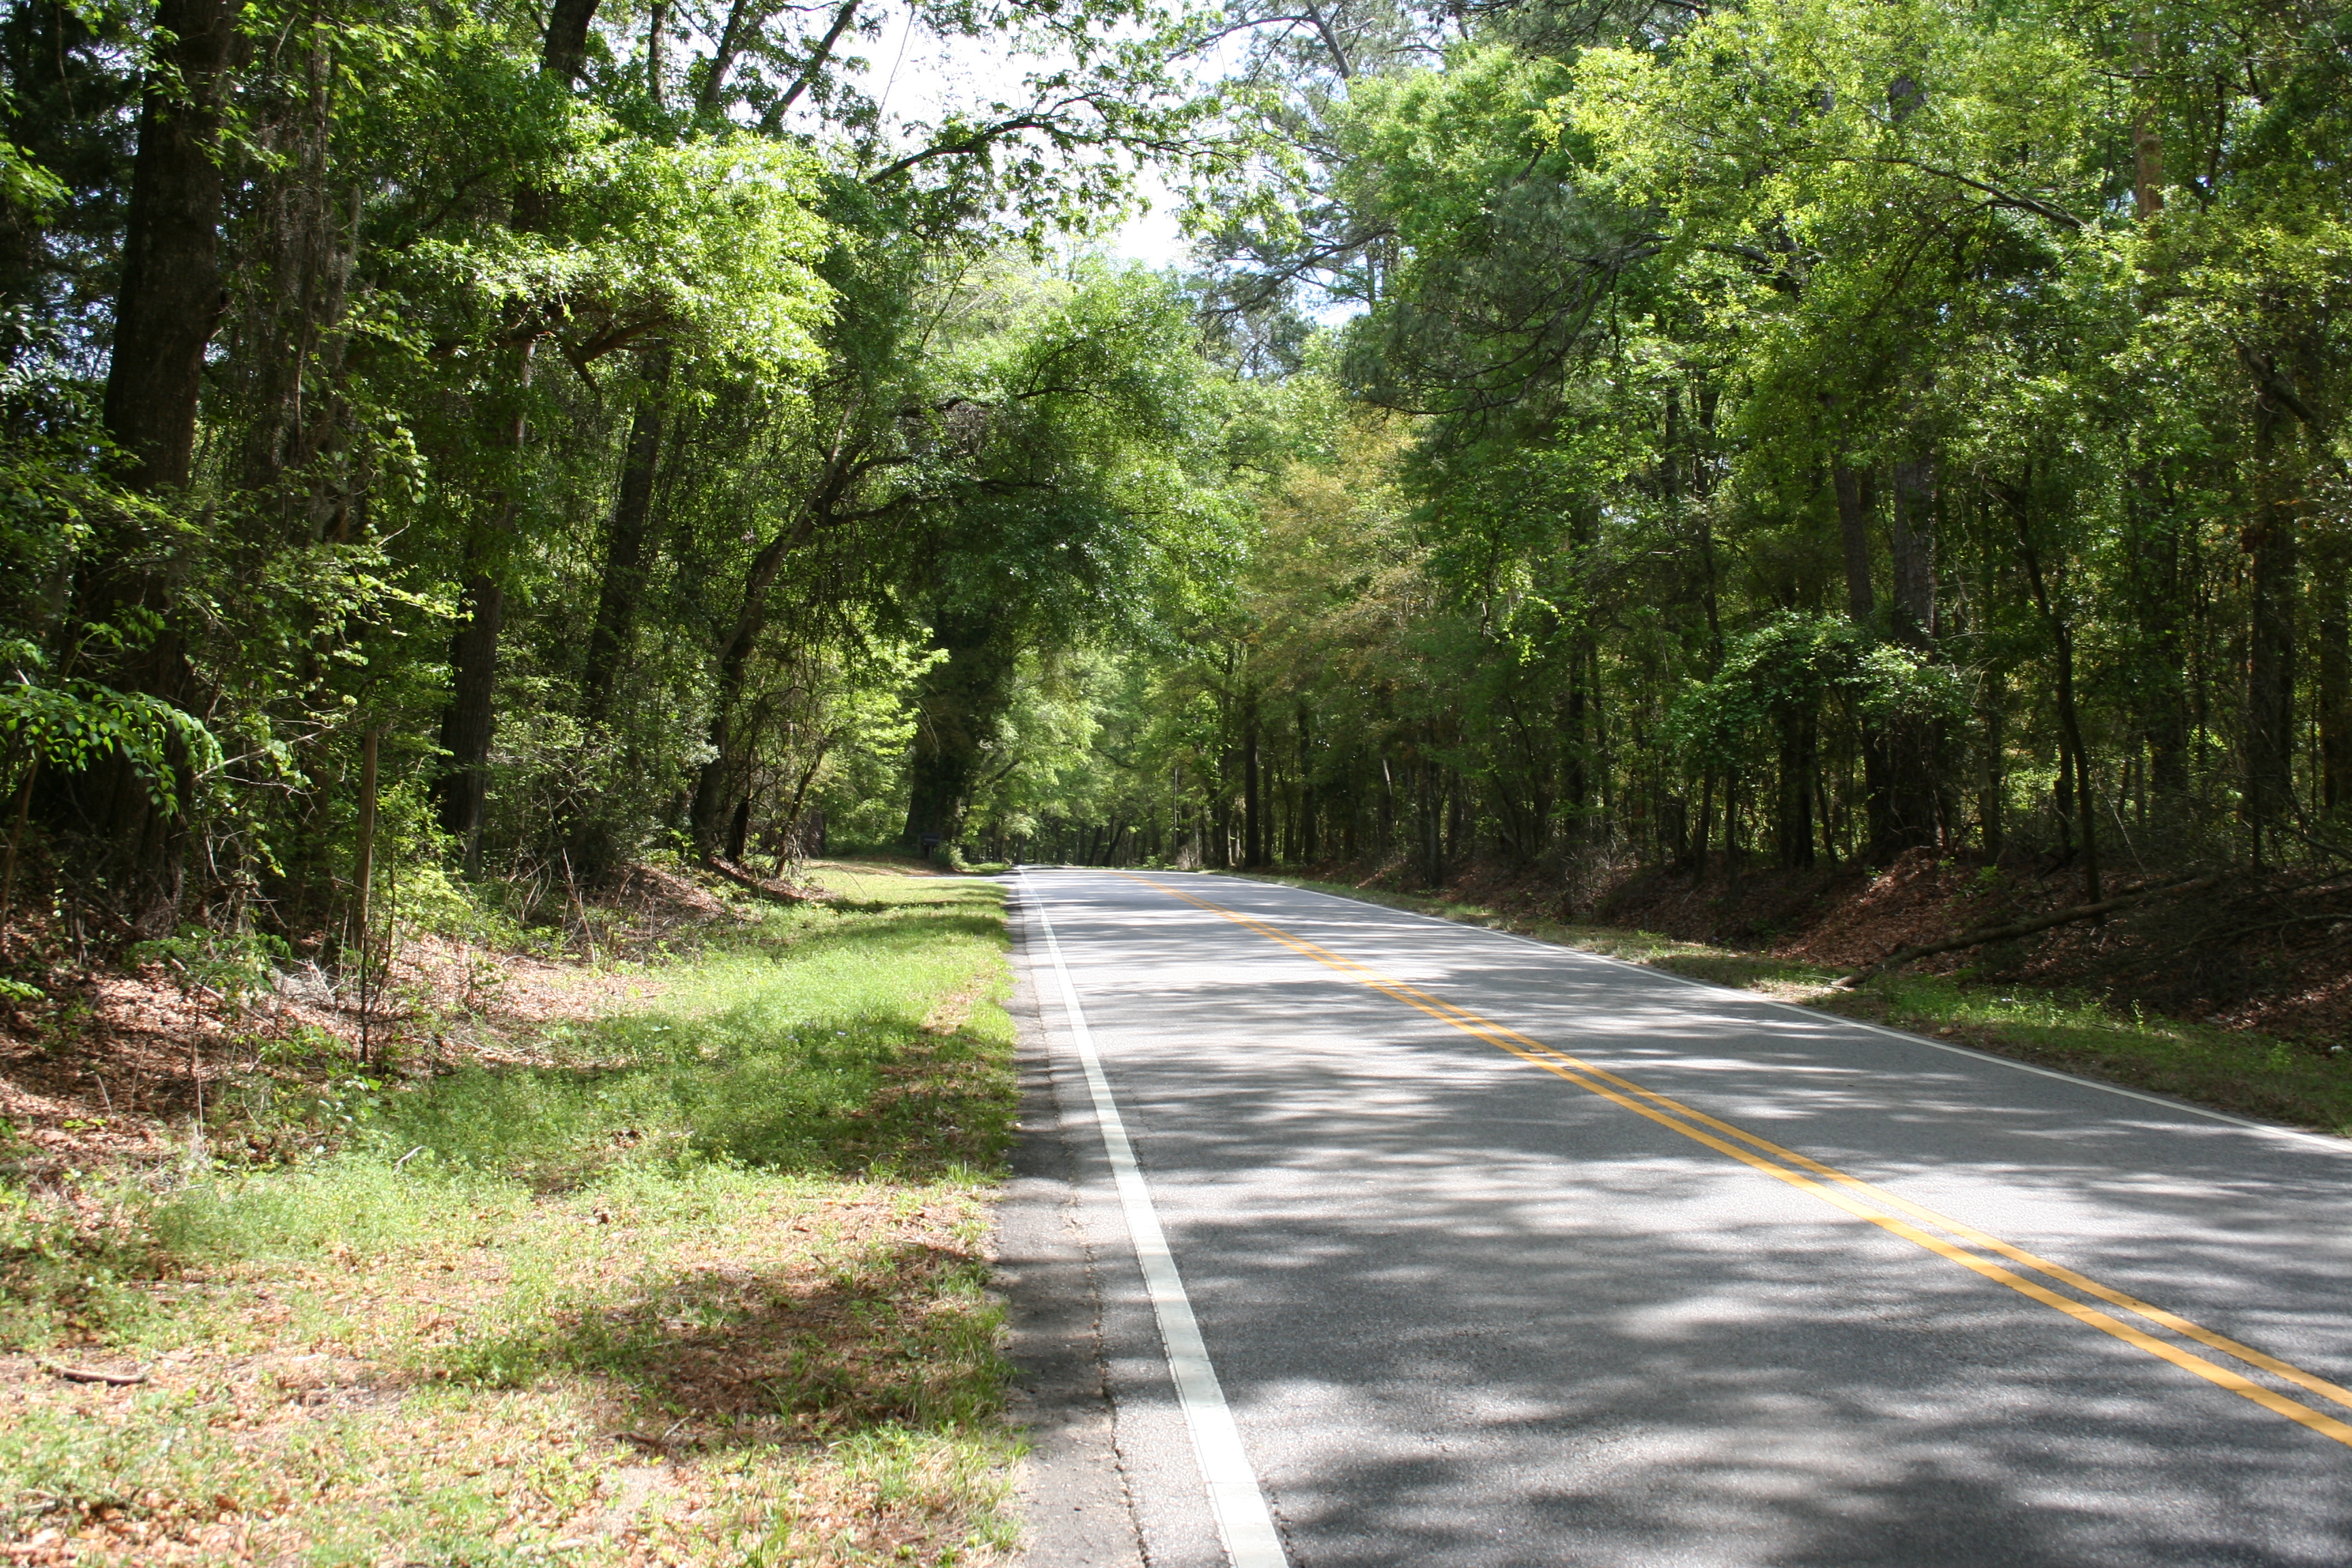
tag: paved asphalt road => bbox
[1000,868,2352,1568]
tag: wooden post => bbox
[353,724,380,1066]
[353,725,381,941]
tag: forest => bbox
[4,0,2350,948]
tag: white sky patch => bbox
[806,5,1201,272]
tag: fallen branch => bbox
[1838,872,2225,989]
[39,1358,148,1386]
[703,857,822,904]
[2158,908,2352,958]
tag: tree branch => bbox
[1836,872,2224,987]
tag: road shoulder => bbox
[997,892,1147,1568]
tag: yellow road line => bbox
[1123,875,2352,1452]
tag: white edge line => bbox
[1018,870,1289,1568]
[1192,870,2352,1160]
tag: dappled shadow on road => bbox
[1019,873,2352,1568]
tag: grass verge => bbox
[1212,869,2352,1139]
[0,864,1022,1566]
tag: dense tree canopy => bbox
[1032,0,2352,887]
[3,0,2348,944]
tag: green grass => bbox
[1217,868,2352,1139]
[1817,972,2352,1134]
[0,868,1024,1566]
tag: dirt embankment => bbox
[1327,848,2352,1048]
[0,862,735,1180]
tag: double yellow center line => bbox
[1127,875,2352,1451]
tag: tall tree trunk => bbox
[2125,42,2189,802]
[1296,702,1317,863]
[1833,466,1876,625]
[2244,394,2298,849]
[2132,478,2193,801]
[51,0,240,930]
[104,0,238,493]
[2130,18,2165,224]
[1777,702,1815,868]
[1834,463,1896,856]
[1980,674,2006,858]
[579,346,674,727]
[436,570,504,875]
[1883,451,1940,851]
[1243,681,1264,867]
[1888,455,1936,647]
[2317,540,2350,815]
[2019,529,2100,902]
[434,0,600,869]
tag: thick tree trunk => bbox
[104,0,238,493]
[896,617,1015,855]
[1889,456,1935,646]
[435,572,504,875]
[509,0,601,229]
[48,0,238,931]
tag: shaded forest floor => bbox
[1239,846,2352,1137]
[0,858,1024,1566]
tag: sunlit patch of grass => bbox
[1811,973,2352,1136]
[1223,869,2352,1139]
[0,873,1023,1565]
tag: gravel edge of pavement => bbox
[998,883,1151,1568]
